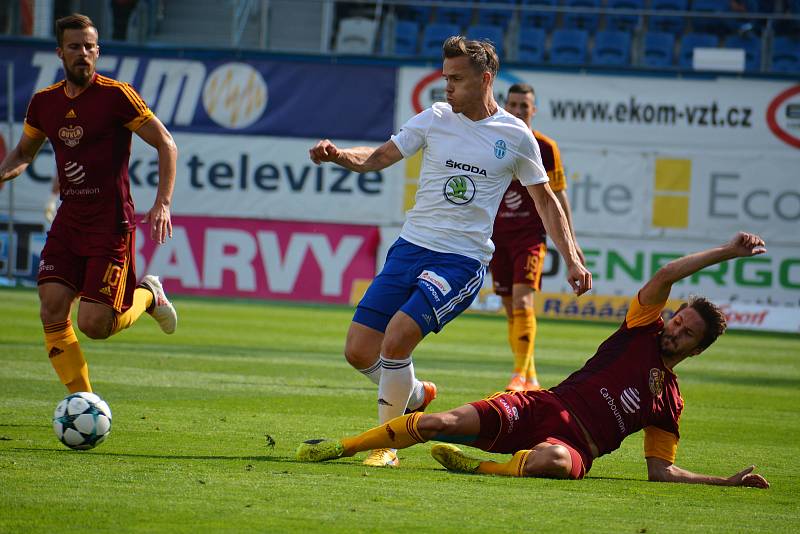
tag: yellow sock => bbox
[110,287,153,335]
[44,319,91,393]
[477,449,532,477]
[341,413,425,455]
[506,314,523,374]
[511,308,537,382]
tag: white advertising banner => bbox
[0,127,407,226]
[397,67,800,153]
[541,234,800,306]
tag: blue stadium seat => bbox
[477,0,515,29]
[394,20,420,56]
[396,5,432,24]
[563,0,601,30]
[591,30,632,66]
[690,0,732,34]
[771,37,800,73]
[725,35,761,72]
[642,31,676,67]
[550,28,589,65]
[466,24,505,58]
[678,32,719,69]
[421,23,461,57]
[517,27,547,63]
[436,0,474,28]
[650,0,688,35]
[520,0,558,29]
[606,0,645,31]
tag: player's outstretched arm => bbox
[639,232,766,306]
[0,133,45,188]
[526,182,591,296]
[552,188,584,264]
[135,116,177,244]
[309,139,403,173]
[646,457,770,489]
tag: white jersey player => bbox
[308,36,591,468]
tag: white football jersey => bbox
[391,102,547,264]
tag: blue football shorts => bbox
[353,237,486,336]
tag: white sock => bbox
[358,359,382,385]
[406,380,426,411]
[377,355,415,423]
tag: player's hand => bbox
[727,465,770,489]
[728,232,766,258]
[142,201,172,245]
[567,261,592,296]
[309,139,340,165]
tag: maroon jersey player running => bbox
[0,14,178,393]
[298,232,770,489]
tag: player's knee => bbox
[77,316,112,340]
[39,300,70,324]
[524,445,572,479]
[417,413,451,436]
[343,342,375,369]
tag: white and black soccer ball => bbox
[52,392,112,450]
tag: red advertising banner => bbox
[135,215,379,304]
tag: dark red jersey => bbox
[24,74,153,233]
[551,295,683,459]
[492,130,566,240]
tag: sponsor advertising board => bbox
[136,215,379,304]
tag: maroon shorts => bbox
[489,237,546,296]
[38,223,137,313]
[469,390,593,479]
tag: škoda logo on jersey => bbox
[58,125,84,147]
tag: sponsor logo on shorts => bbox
[422,313,433,325]
[498,397,519,434]
[600,387,626,435]
[443,175,476,205]
[100,286,113,297]
[58,125,83,147]
[494,139,507,159]
[38,260,54,272]
[649,368,665,397]
[620,387,640,414]
[418,270,452,296]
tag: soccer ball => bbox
[52,392,112,450]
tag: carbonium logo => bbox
[444,175,476,205]
[494,139,507,159]
[202,62,268,129]
[767,85,800,150]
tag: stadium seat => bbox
[477,0,515,29]
[517,27,547,63]
[562,0,601,30]
[519,0,558,29]
[591,30,632,66]
[606,0,645,31]
[421,22,461,57]
[396,5,432,25]
[466,24,505,58]
[678,32,719,69]
[393,20,420,56]
[436,0,474,28]
[690,0,732,34]
[650,0,688,35]
[550,28,589,65]
[771,36,800,73]
[725,35,761,72]
[642,31,676,67]
[335,17,377,54]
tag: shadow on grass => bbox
[9,446,291,463]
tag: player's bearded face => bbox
[58,27,99,87]
[659,308,706,357]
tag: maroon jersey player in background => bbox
[297,232,770,489]
[0,13,178,393]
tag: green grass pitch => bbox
[1,287,798,532]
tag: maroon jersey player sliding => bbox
[0,13,178,393]
[297,232,770,489]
